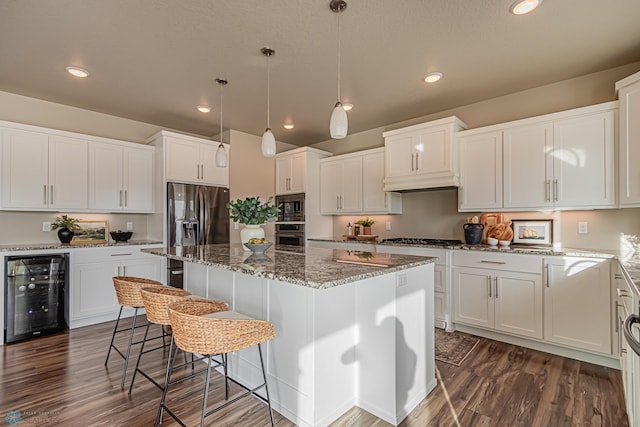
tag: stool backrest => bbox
[112,276,164,307]
[168,300,275,355]
[140,287,191,325]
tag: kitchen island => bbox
[143,244,436,427]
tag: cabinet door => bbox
[340,157,363,212]
[458,131,502,210]
[320,161,341,214]
[122,256,162,281]
[452,266,493,329]
[49,135,89,210]
[503,123,552,209]
[493,271,543,339]
[553,111,614,208]
[362,151,387,212]
[544,257,611,354]
[1,128,49,209]
[275,156,291,194]
[200,143,229,187]
[415,127,450,176]
[385,135,414,178]
[289,153,306,193]
[165,137,200,183]
[123,146,154,212]
[89,142,124,210]
[619,80,640,206]
[71,261,120,321]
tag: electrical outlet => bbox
[42,222,51,232]
[234,222,239,229]
[578,222,588,234]
[386,222,391,231]
[126,222,133,231]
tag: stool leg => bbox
[201,355,214,427]
[156,336,178,427]
[105,306,123,365]
[258,344,275,427]
[223,353,229,400]
[120,307,140,389]
[128,322,151,395]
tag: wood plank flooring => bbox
[0,319,629,426]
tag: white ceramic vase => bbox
[240,224,265,249]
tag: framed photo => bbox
[511,220,553,246]
[72,220,108,245]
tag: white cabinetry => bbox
[383,116,467,192]
[159,132,229,187]
[1,128,88,210]
[452,252,543,339]
[276,150,306,194]
[320,148,401,215]
[616,71,640,207]
[458,102,616,211]
[70,245,162,328]
[89,142,154,212]
[543,256,611,355]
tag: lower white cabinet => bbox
[452,252,543,339]
[70,245,162,328]
[543,256,611,355]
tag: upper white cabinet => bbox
[276,151,306,194]
[458,102,616,211]
[161,133,229,187]
[320,147,402,215]
[275,147,331,196]
[89,141,154,212]
[616,71,640,207]
[383,116,467,192]
[543,256,611,355]
[1,127,88,210]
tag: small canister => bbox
[463,223,484,245]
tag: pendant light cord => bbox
[267,53,271,129]
[219,83,223,142]
[337,9,341,102]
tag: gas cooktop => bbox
[380,238,464,246]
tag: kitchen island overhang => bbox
[143,244,436,427]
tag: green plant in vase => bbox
[227,197,279,247]
[52,215,81,244]
[356,217,375,235]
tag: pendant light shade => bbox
[261,47,276,157]
[329,0,348,140]
[330,101,348,139]
[215,78,228,168]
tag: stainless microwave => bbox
[276,193,304,222]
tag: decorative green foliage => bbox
[355,217,375,227]
[51,215,81,231]
[226,196,279,225]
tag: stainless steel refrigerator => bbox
[166,182,229,287]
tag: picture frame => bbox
[72,220,108,245]
[511,220,553,246]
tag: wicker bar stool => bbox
[106,276,165,389]
[128,286,193,394]
[158,299,276,427]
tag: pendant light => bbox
[329,0,348,139]
[215,78,228,168]
[261,47,276,157]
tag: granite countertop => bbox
[142,244,435,290]
[307,237,617,259]
[0,240,163,252]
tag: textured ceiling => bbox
[1,0,639,145]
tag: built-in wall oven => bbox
[275,223,305,247]
[276,193,304,222]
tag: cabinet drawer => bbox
[72,244,161,263]
[453,251,541,274]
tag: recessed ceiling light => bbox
[510,0,543,15]
[283,123,295,130]
[424,72,443,83]
[196,105,211,113]
[65,66,90,78]
[342,103,354,111]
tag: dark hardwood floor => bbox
[0,319,628,426]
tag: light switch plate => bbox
[42,222,51,232]
[578,222,588,234]
[386,222,391,231]
[126,222,133,231]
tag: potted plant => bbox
[51,215,81,244]
[356,217,375,235]
[227,197,279,246]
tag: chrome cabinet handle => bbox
[50,185,54,205]
[494,276,498,298]
[481,260,506,265]
[119,190,123,207]
[411,154,415,171]
[616,303,620,333]
[124,189,128,207]
[545,264,550,288]
[197,164,200,179]
[614,273,624,280]
[553,179,558,202]
[110,253,133,257]
[201,164,204,180]
[415,152,419,171]
[618,288,631,298]
[43,185,47,204]
[337,196,340,210]
[487,276,492,298]
[545,180,550,202]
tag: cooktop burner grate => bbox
[381,238,463,246]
